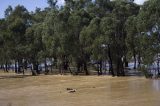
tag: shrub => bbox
[138,65,152,78]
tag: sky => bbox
[0,0,146,19]
[134,0,146,4]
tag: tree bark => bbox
[116,57,125,76]
[76,62,81,75]
[17,59,22,73]
[5,61,8,72]
[133,50,136,69]
[32,61,39,76]
[44,58,49,75]
[123,56,128,67]
[157,61,159,74]
[108,44,114,76]
[50,59,53,73]
[138,53,141,68]
[0,65,2,69]
[84,62,89,75]
[15,60,18,73]
[98,60,102,75]
[157,54,160,74]
[116,58,120,76]
[120,59,125,76]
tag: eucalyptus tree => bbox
[0,19,5,69]
[25,8,48,75]
[81,0,113,75]
[34,0,72,75]
[136,0,160,74]
[100,15,118,76]
[80,17,103,75]
[97,0,140,76]
[55,8,73,74]
[65,0,93,75]
[0,19,11,72]
[125,16,139,69]
[4,5,13,18]
[42,1,60,73]
[25,23,45,75]
[94,0,112,17]
[47,0,58,9]
[1,0,149,77]
[4,5,31,73]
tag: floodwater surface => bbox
[0,73,160,106]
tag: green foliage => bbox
[1,0,160,76]
[138,65,152,78]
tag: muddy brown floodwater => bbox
[0,73,160,106]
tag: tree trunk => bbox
[98,60,102,75]
[15,60,18,73]
[157,54,160,74]
[0,65,2,69]
[157,61,159,74]
[138,53,141,68]
[123,56,128,67]
[17,59,22,73]
[120,59,125,76]
[58,59,64,75]
[84,62,89,75]
[108,45,114,76]
[22,67,25,75]
[5,62,8,72]
[50,58,54,73]
[65,60,72,75]
[68,66,72,75]
[54,57,58,69]
[2,64,5,72]
[22,59,25,75]
[97,63,100,75]
[76,62,80,75]
[133,50,136,69]
[36,63,40,74]
[24,59,28,70]
[51,62,53,74]
[32,61,39,76]
[44,58,49,75]
[116,58,120,76]
[116,57,125,76]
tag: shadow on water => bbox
[7,102,12,106]
[152,80,160,91]
[125,69,143,76]
[0,75,32,79]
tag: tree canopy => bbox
[0,0,159,76]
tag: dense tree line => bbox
[0,0,160,76]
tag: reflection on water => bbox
[153,80,160,91]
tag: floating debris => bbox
[66,88,76,93]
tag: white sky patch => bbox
[57,0,65,6]
[57,0,147,5]
[134,0,147,5]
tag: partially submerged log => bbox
[66,88,76,93]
